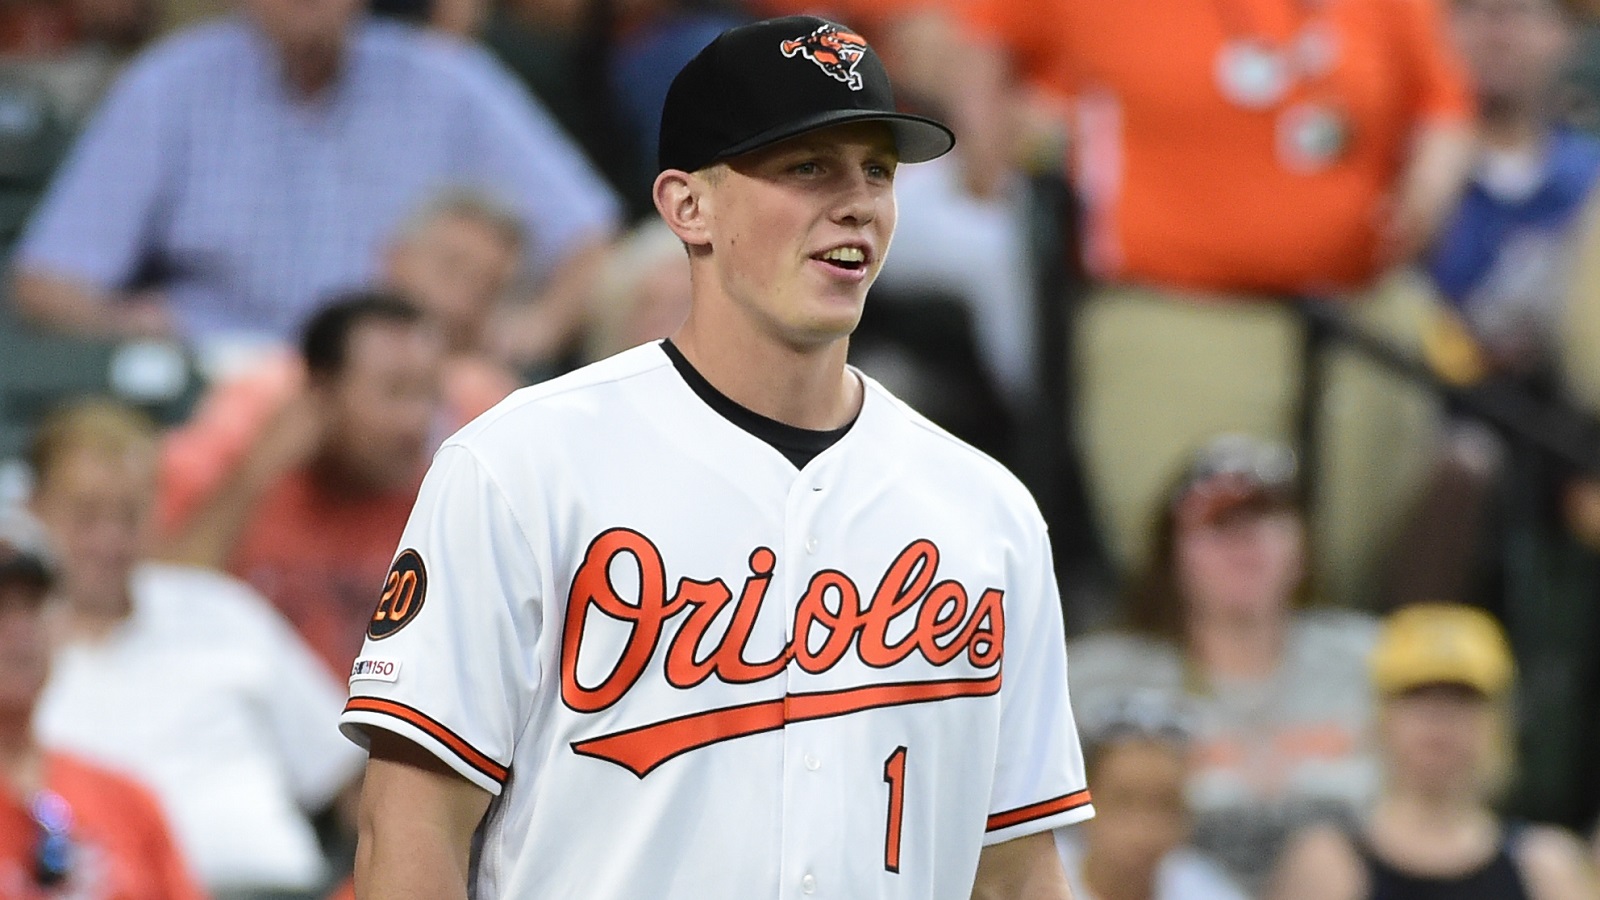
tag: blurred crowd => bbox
[0,0,1599,896]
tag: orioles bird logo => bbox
[780,23,870,91]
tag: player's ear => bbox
[654,168,712,249]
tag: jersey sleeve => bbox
[339,444,543,796]
[984,521,1094,845]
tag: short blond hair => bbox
[27,398,159,488]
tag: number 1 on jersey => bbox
[883,746,907,873]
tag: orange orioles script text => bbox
[561,528,1005,776]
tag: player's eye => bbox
[792,160,821,176]
[866,162,895,182]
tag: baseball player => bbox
[342,15,1094,899]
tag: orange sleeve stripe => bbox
[345,696,508,784]
[986,789,1092,832]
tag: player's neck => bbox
[671,317,860,432]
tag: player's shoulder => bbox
[448,343,673,446]
[859,373,1043,518]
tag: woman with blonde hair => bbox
[1270,603,1597,900]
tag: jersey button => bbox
[803,753,820,771]
[805,537,819,554]
[801,874,817,894]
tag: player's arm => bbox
[354,730,493,900]
[971,831,1074,900]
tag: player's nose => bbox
[828,170,882,227]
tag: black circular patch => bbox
[368,549,427,640]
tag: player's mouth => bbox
[810,243,872,277]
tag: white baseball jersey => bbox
[339,341,1094,898]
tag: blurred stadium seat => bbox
[0,304,202,461]
[0,73,69,250]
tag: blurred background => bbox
[0,0,1599,896]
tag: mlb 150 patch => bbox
[350,657,402,683]
[369,549,427,639]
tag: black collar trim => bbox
[660,339,855,469]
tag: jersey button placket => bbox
[783,474,829,899]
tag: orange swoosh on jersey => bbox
[571,674,1002,777]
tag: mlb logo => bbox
[350,658,401,683]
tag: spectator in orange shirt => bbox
[951,0,1478,607]
[0,507,205,900]
[160,292,447,677]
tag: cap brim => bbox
[1377,672,1499,698]
[711,109,956,168]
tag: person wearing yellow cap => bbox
[1269,603,1597,900]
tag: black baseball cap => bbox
[658,15,956,174]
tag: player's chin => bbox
[790,304,865,345]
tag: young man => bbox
[28,399,363,895]
[342,16,1093,899]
